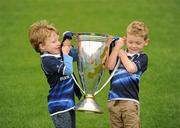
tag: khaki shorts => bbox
[107,100,140,128]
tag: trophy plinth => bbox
[75,94,102,113]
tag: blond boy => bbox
[107,21,149,128]
[28,20,81,128]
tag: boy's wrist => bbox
[63,52,69,55]
[118,49,126,57]
[114,43,123,50]
[114,46,120,51]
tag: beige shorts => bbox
[107,100,140,128]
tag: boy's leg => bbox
[122,101,140,128]
[51,111,73,128]
[70,109,76,128]
[107,100,124,128]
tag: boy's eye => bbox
[136,42,142,45]
[128,41,133,44]
[52,38,59,43]
[52,39,58,43]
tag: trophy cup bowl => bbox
[72,32,120,113]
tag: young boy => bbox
[107,21,150,128]
[28,20,81,128]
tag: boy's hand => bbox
[63,39,72,47]
[62,45,71,55]
[106,35,114,45]
[63,31,74,40]
[115,37,126,49]
[62,40,72,55]
[110,36,120,47]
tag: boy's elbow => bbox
[127,69,135,74]
[126,67,137,74]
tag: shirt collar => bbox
[40,52,61,58]
[125,50,141,57]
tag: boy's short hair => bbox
[126,21,149,40]
[28,20,59,53]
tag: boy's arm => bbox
[106,37,125,70]
[106,45,119,70]
[41,56,72,75]
[63,55,73,75]
[63,31,78,61]
[118,49,137,74]
[62,44,73,75]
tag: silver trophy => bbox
[72,32,120,113]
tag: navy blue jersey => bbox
[40,50,78,116]
[108,52,148,103]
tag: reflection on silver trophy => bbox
[72,33,120,113]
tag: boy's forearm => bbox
[107,47,119,70]
[107,37,125,70]
[119,50,137,73]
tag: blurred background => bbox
[0,0,180,127]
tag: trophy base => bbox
[75,94,103,114]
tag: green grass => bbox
[0,0,180,127]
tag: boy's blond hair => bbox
[28,20,59,53]
[127,21,149,40]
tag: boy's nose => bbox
[132,44,136,47]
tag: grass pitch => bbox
[0,0,180,127]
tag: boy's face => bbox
[40,31,61,54]
[126,34,148,54]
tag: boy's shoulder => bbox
[127,52,148,60]
[133,52,148,62]
[138,52,148,58]
[40,53,63,64]
[40,53,61,58]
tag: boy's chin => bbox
[54,52,60,54]
[51,51,60,54]
[128,50,140,54]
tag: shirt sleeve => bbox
[63,55,73,75]
[41,56,73,75]
[133,54,148,73]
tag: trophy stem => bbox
[75,94,103,114]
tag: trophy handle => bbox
[94,59,120,96]
[71,74,86,95]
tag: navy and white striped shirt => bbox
[108,52,148,103]
[40,48,79,116]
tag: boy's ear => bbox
[39,43,45,51]
[145,39,150,46]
